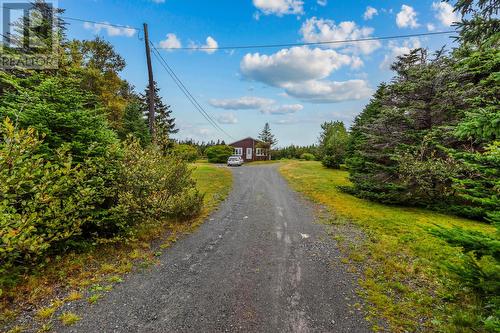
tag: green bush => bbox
[0,118,99,276]
[113,139,203,226]
[431,226,500,328]
[206,145,233,163]
[0,121,203,287]
[171,144,199,162]
[0,72,119,161]
[300,153,315,161]
[319,121,349,169]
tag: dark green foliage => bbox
[206,145,233,163]
[347,40,499,220]
[431,227,500,260]
[431,225,500,329]
[344,1,500,329]
[259,123,277,147]
[0,121,203,287]
[176,138,227,157]
[0,119,100,277]
[0,5,203,291]
[271,145,318,160]
[319,121,349,169]
[118,102,151,145]
[140,81,178,146]
[0,72,119,161]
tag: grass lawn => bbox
[191,163,232,215]
[280,161,495,333]
[1,163,232,333]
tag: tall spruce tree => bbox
[140,81,178,145]
[259,123,277,147]
[346,1,499,220]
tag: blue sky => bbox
[59,0,460,146]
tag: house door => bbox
[246,148,253,160]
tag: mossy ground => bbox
[279,161,495,333]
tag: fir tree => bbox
[140,81,178,142]
[259,123,277,147]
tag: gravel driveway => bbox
[60,165,371,333]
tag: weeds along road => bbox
[59,165,370,333]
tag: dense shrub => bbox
[112,139,203,228]
[300,153,315,161]
[0,122,203,287]
[171,144,199,162]
[347,39,499,221]
[206,145,233,163]
[272,145,318,160]
[0,119,99,277]
[0,72,119,161]
[319,121,349,169]
[430,226,500,329]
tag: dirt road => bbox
[60,165,370,333]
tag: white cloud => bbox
[252,0,304,17]
[203,36,219,54]
[317,0,327,6]
[363,6,378,20]
[209,96,275,110]
[380,38,421,69]
[281,79,373,103]
[217,113,238,124]
[273,118,300,125]
[83,22,136,37]
[260,104,303,114]
[300,17,381,55]
[240,46,372,103]
[190,36,219,54]
[427,23,436,31]
[159,33,181,50]
[177,123,215,141]
[241,46,355,86]
[432,2,460,26]
[396,5,419,28]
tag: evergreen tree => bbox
[346,3,499,220]
[319,121,349,169]
[259,123,277,147]
[118,102,151,146]
[140,81,178,143]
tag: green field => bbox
[191,163,232,212]
[280,161,495,332]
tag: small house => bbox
[228,137,270,162]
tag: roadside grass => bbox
[279,161,495,333]
[0,163,232,333]
[58,312,81,326]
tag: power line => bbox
[156,30,456,51]
[149,43,236,141]
[1,5,142,31]
[151,45,235,141]
[60,16,142,31]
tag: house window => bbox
[256,148,266,156]
[234,147,243,156]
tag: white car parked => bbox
[227,156,244,167]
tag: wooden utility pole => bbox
[143,23,156,138]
